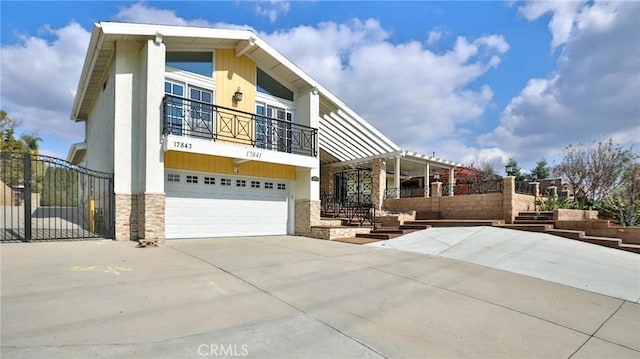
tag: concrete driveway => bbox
[2,235,639,358]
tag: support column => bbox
[372,159,386,210]
[113,41,140,241]
[431,182,442,197]
[394,156,401,199]
[294,88,320,237]
[449,167,455,196]
[137,38,166,241]
[503,176,515,224]
[424,163,430,197]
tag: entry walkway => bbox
[2,236,639,358]
[366,226,640,303]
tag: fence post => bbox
[23,153,32,242]
[503,176,515,224]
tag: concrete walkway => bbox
[366,226,640,303]
[2,236,639,358]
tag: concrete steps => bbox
[514,211,555,224]
[499,212,640,253]
[405,220,504,227]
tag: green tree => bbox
[41,166,79,206]
[530,158,551,180]
[1,110,25,152]
[20,134,42,153]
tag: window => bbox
[251,181,260,188]
[221,178,231,186]
[167,174,180,182]
[264,182,274,189]
[166,52,213,77]
[204,177,215,185]
[164,80,185,136]
[257,68,293,101]
[277,183,286,190]
[186,175,198,184]
[236,180,246,187]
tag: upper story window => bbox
[257,68,293,101]
[166,52,213,78]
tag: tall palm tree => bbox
[20,134,42,154]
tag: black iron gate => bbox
[1,152,114,242]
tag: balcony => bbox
[162,94,317,157]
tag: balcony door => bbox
[187,86,214,139]
[256,102,292,152]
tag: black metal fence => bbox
[515,181,536,195]
[163,94,318,157]
[1,152,114,242]
[454,180,504,195]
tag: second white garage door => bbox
[165,170,290,239]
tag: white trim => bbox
[164,134,318,169]
[165,65,215,90]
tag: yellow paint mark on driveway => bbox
[70,266,132,276]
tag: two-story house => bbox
[69,22,460,241]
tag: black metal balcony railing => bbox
[163,94,317,157]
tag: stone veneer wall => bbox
[1,180,13,205]
[295,199,321,236]
[383,177,537,223]
[371,159,386,210]
[384,193,504,220]
[554,209,599,221]
[320,166,338,197]
[309,226,371,240]
[137,193,166,241]
[512,193,536,216]
[115,193,138,241]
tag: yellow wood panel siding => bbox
[164,151,296,180]
[215,50,256,146]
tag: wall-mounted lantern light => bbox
[505,165,514,176]
[233,88,243,102]
[433,172,440,181]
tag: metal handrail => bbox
[163,94,317,157]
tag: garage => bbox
[165,170,291,239]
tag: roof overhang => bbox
[66,142,87,164]
[326,149,463,176]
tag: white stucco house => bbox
[68,21,460,241]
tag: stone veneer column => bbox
[137,193,166,241]
[503,177,515,224]
[320,166,337,197]
[371,159,387,210]
[295,199,320,237]
[115,193,138,241]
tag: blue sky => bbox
[1,1,638,173]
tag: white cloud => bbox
[518,0,584,50]
[0,22,88,143]
[255,0,291,23]
[480,1,640,167]
[262,20,509,157]
[113,2,254,30]
[426,30,443,46]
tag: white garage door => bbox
[165,170,290,239]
